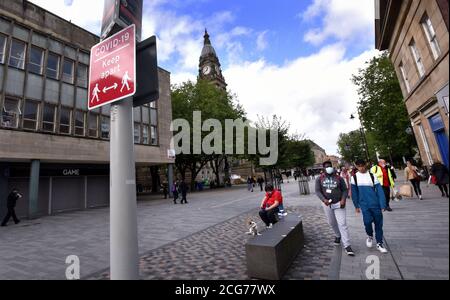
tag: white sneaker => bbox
[267,224,273,229]
[366,237,374,248]
[377,243,388,254]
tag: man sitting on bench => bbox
[259,184,281,229]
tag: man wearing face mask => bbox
[315,161,354,256]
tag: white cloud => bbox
[256,31,268,51]
[224,45,380,155]
[302,0,374,46]
[29,0,103,33]
[27,0,378,155]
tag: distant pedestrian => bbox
[259,184,281,228]
[247,177,254,192]
[172,181,179,204]
[180,181,188,204]
[257,177,265,192]
[351,159,389,254]
[341,167,351,199]
[315,161,354,257]
[162,182,168,199]
[405,160,423,200]
[1,188,22,227]
[371,159,396,211]
[430,162,449,198]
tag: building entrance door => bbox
[429,113,449,168]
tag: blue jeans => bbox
[278,204,285,212]
[362,207,384,244]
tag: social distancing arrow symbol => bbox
[103,82,118,93]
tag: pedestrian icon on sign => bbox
[121,71,132,93]
[91,84,101,103]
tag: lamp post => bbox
[350,114,371,162]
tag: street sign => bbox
[88,24,136,111]
[101,0,143,42]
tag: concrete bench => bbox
[245,214,305,280]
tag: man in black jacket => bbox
[180,181,188,204]
[1,188,22,227]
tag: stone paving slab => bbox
[89,204,335,280]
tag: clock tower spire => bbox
[199,29,227,91]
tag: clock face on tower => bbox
[202,66,211,75]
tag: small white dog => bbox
[246,220,262,236]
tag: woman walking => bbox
[431,162,449,198]
[405,161,423,200]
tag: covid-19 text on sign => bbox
[88,24,136,110]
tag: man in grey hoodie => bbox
[315,161,354,256]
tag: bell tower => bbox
[199,30,227,91]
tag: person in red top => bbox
[259,184,281,228]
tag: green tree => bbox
[171,80,245,188]
[351,52,417,164]
[337,130,368,163]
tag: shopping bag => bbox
[392,187,402,201]
[399,184,413,198]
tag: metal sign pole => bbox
[110,98,139,280]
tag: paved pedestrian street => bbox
[0,178,448,280]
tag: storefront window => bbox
[0,34,7,64]
[23,100,39,130]
[59,107,71,134]
[1,98,21,128]
[88,113,98,138]
[62,58,74,84]
[134,123,141,144]
[42,104,56,132]
[101,116,110,139]
[142,125,149,144]
[77,64,88,88]
[9,39,26,69]
[151,126,158,145]
[46,53,60,80]
[75,110,85,136]
[28,46,44,75]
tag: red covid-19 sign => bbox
[88,24,136,110]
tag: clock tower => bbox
[199,30,227,91]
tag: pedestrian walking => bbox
[341,167,351,199]
[1,188,22,227]
[315,161,354,256]
[430,161,449,198]
[405,160,423,200]
[180,180,188,204]
[172,181,179,204]
[259,184,281,228]
[162,182,168,199]
[247,177,254,192]
[257,177,265,192]
[351,159,389,254]
[371,159,396,211]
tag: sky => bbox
[29,0,380,155]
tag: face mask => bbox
[326,167,334,175]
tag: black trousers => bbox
[259,208,279,227]
[181,193,188,204]
[173,192,179,203]
[382,186,391,208]
[1,207,19,225]
[410,180,422,197]
[437,184,449,196]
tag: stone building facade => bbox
[375,0,449,168]
[0,0,174,219]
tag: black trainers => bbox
[15,220,21,225]
[345,246,355,256]
[334,237,341,245]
